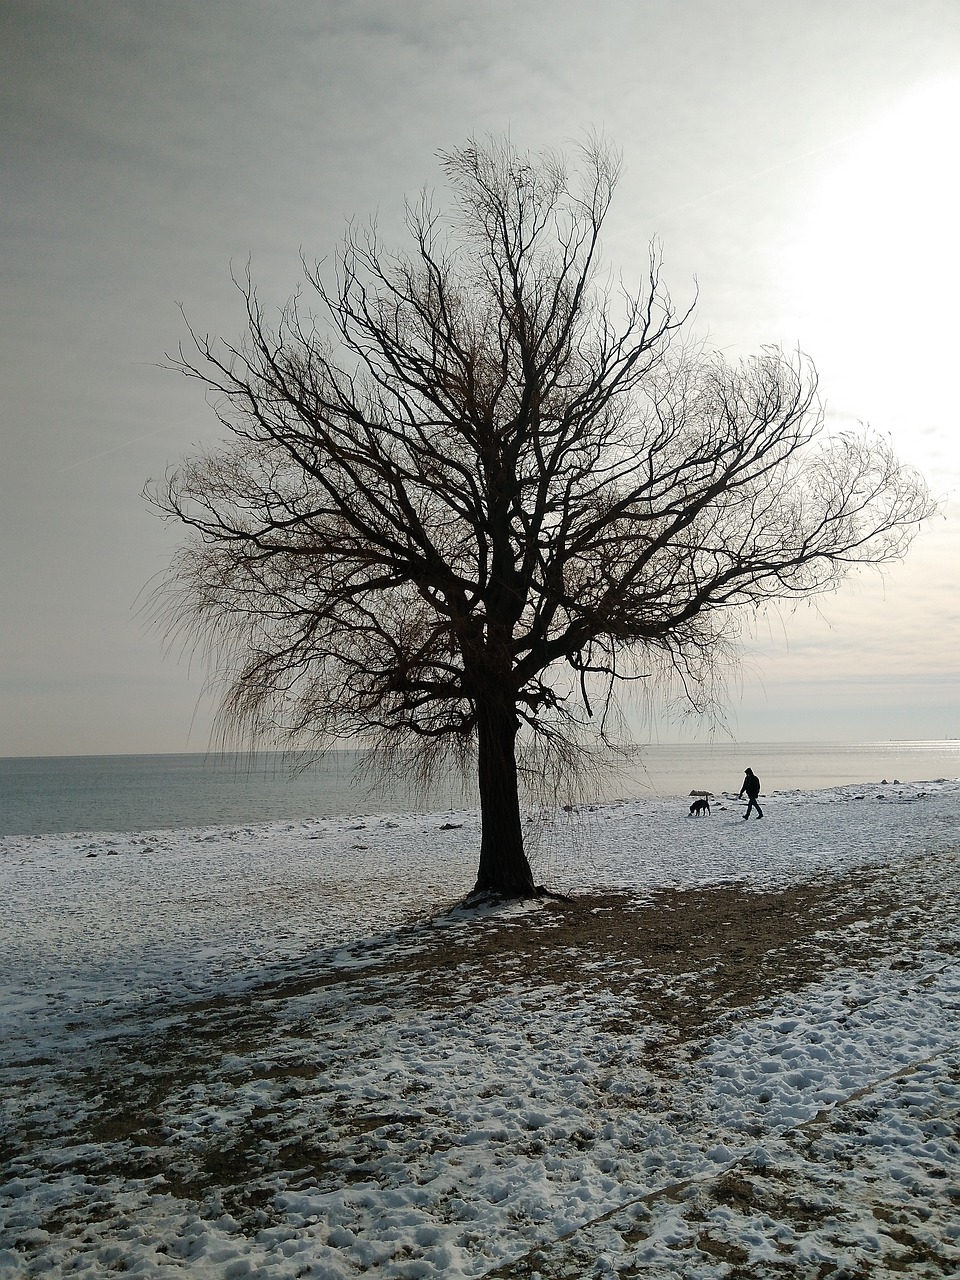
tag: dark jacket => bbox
[739,770,761,799]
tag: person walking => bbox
[739,767,763,819]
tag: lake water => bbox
[2,742,960,837]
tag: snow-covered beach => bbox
[2,780,959,1277]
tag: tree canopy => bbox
[149,137,933,897]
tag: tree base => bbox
[462,884,573,908]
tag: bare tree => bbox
[148,137,932,898]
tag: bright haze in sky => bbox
[2,0,959,757]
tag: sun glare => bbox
[780,76,960,479]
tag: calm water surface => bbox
[1,742,959,837]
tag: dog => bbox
[689,797,711,817]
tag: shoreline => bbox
[3,742,960,838]
[2,771,960,842]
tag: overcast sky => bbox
[2,0,960,756]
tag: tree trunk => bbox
[472,696,537,897]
